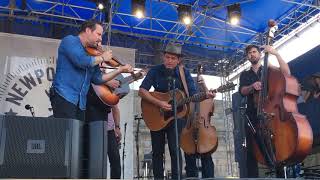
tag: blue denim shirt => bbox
[140,64,198,96]
[52,35,105,110]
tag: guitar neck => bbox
[120,76,133,84]
[120,73,142,85]
[177,91,207,106]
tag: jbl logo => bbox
[27,140,45,153]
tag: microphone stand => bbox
[135,115,143,179]
[169,77,181,180]
[30,107,35,117]
[122,122,127,179]
[239,104,248,178]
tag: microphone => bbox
[25,104,35,117]
[165,68,175,90]
[25,104,33,110]
[165,68,174,78]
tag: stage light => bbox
[178,5,192,25]
[230,16,239,25]
[132,0,146,19]
[97,2,104,10]
[183,16,191,25]
[227,3,241,26]
[135,9,144,18]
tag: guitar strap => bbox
[178,64,189,97]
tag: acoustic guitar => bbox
[93,70,146,106]
[141,82,236,131]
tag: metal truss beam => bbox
[281,0,320,9]
[0,0,257,49]
[0,0,319,76]
[249,0,319,46]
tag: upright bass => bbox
[180,64,218,154]
[251,20,313,168]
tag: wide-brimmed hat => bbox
[163,43,183,57]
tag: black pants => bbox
[184,153,214,178]
[245,131,259,178]
[49,88,85,121]
[108,130,121,179]
[150,120,183,179]
[244,112,259,178]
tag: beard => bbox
[250,60,259,65]
[249,57,259,65]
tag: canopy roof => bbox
[0,0,319,75]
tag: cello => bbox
[251,20,313,168]
[180,64,218,154]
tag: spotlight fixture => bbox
[177,5,192,25]
[227,3,241,26]
[87,0,111,22]
[97,2,104,10]
[132,0,146,19]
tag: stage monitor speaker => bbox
[87,120,108,178]
[0,115,82,178]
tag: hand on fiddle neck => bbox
[93,50,112,66]
[101,50,113,63]
[118,64,134,73]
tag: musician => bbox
[86,79,119,121]
[85,77,122,178]
[107,105,122,179]
[239,44,290,177]
[298,75,320,146]
[50,19,133,121]
[139,43,214,179]
[311,72,320,99]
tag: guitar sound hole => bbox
[163,104,184,121]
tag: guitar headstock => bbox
[216,82,236,93]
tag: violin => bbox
[85,45,123,68]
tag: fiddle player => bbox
[50,19,133,121]
[49,19,133,178]
[238,44,290,177]
[138,43,214,179]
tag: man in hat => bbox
[139,43,214,179]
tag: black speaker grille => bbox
[0,116,81,178]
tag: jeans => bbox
[150,120,183,179]
[185,153,214,178]
[49,88,85,121]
